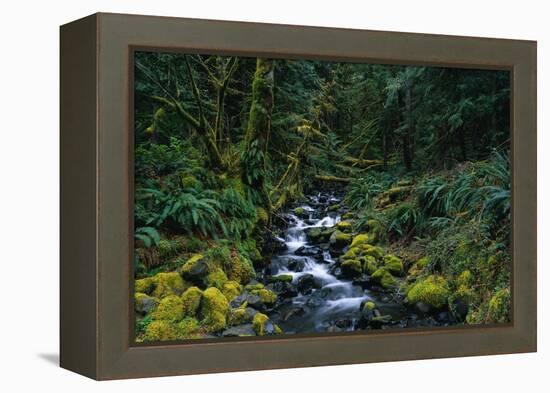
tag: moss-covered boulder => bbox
[329,230,352,248]
[204,268,229,289]
[135,277,155,295]
[227,254,255,284]
[407,275,449,309]
[250,288,277,305]
[487,288,510,323]
[180,286,202,317]
[361,255,378,275]
[151,295,184,322]
[199,287,230,333]
[336,220,353,232]
[341,258,362,277]
[228,303,257,326]
[293,207,308,218]
[180,254,209,283]
[268,274,293,283]
[252,313,282,336]
[366,219,383,243]
[383,255,404,276]
[361,244,384,260]
[143,317,201,342]
[363,301,377,312]
[351,233,370,247]
[371,268,397,288]
[221,280,243,301]
[135,292,158,314]
[151,272,187,299]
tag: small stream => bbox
[261,191,447,334]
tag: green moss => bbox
[221,280,243,301]
[367,219,383,242]
[457,270,473,286]
[228,302,252,326]
[363,301,376,312]
[151,272,187,298]
[361,244,384,260]
[268,274,293,283]
[341,258,362,277]
[351,233,370,247]
[256,207,269,224]
[180,286,202,317]
[252,313,270,336]
[199,287,230,332]
[134,292,158,314]
[143,320,178,341]
[227,254,255,284]
[342,247,359,260]
[151,295,184,322]
[245,282,264,291]
[383,255,404,276]
[361,255,378,275]
[251,288,277,305]
[336,220,353,232]
[371,268,397,288]
[204,268,229,289]
[487,288,510,323]
[135,277,154,294]
[180,253,206,275]
[176,317,201,339]
[293,207,305,216]
[330,230,352,246]
[407,275,449,308]
[342,212,355,220]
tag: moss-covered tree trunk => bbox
[242,58,275,207]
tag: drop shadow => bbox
[38,353,60,366]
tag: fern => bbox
[134,226,161,248]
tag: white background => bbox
[0,0,547,390]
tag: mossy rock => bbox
[336,220,353,232]
[268,274,293,283]
[363,301,377,312]
[342,212,355,220]
[252,313,282,336]
[228,303,256,326]
[221,280,243,301]
[307,227,324,241]
[383,255,404,276]
[245,282,265,291]
[204,268,229,289]
[135,277,155,295]
[361,244,384,260]
[341,258,362,277]
[371,268,397,289]
[135,292,158,314]
[181,174,199,189]
[351,233,370,247]
[407,275,449,309]
[487,288,510,323]
[342,247,360,260]
[151,272,188,299]
[416,256,430,269]
[457,270,473,286]
[366,219,383,242]
[361,255,378,275]
[250,288,277,305]
[199,287,230,333]
[227,254,255,284]
[180,286,202,317]
[143,318,201,342]
[151,295,184,322]
[293,207,307,217]
[329,230,352,248]
[180,254,209,283]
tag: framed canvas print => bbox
[60,13,537,380]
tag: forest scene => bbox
[133,51,511,342]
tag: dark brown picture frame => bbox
[60,12,537,380]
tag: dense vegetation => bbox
[133,51,511,342]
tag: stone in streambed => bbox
[222,324,256,337]
[134,292,158,314]
[295,245,322,257]
[329,230,352,249]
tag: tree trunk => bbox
[403,83,414,171]
[242,58,275,206]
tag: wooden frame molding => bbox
[60,12,537,380]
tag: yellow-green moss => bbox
[181,174,199,189]
[457,270,473,286]
[199,287,230,332]
[204,268,229,289]
[180,286,202,317]
[245,282,264,291]
[407,275,449,308]
[383,255,404,276]
[268,274,293,283]
[151,295,184,322]
[256,207,269,224]
[143,320,179,341]
[342,212,355,220]
[228,302,251,326]
[341,258,362,276]
[361,244,384,260]
[487,288,510,323]
[151,272,187,298]
[227,254,255,284]
[371,268,397,288]
[416,256,430,269]
[361,256,378,275]
[363,301,376,312]
[176,317,201,339]
[252,313,270,336]
[251,288,277,305]
[135,277,154,295]
[336,220,353,232]
[367,219,383,242]
[221,280,243,301]
[134,292,158,314]
[351,233,370,247]
[293,207,305,216]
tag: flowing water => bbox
[266,192,378,333]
